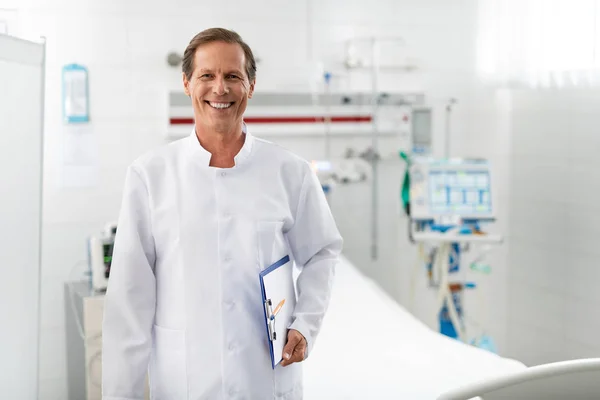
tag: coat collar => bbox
[187,122,254,168]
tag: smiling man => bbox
[101,28,343,400]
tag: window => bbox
[476,0,600,87]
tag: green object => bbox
[470,263,491,274]
[399,151,411,215]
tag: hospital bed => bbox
[302,255,526,399]
[437,358,600,399]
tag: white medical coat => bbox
[102,127,343,400]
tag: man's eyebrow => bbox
[198,68,244,76]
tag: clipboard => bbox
[259,254,296,369]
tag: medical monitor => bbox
[409,158,494,221]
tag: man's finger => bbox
[283,350,300,365]
[281,348,303,366]
[282,331,301,362]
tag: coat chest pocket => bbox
[256,220,289,270]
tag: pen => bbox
[270,299,285,320]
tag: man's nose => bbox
[213,77,229,95]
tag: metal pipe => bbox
[324,73,331,160]
[36,36,47,400]
[371,37,379,261]
[445,98,457,158]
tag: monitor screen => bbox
[428,170,491,215]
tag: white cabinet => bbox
[65,282,149,400]
[0,33,45,399]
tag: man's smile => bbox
[205,101,234,109]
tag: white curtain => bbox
[477,0,600,87]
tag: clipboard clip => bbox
[264,299,277,341]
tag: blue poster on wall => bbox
[62,64,89,123]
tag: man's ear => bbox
[248,79,256,99]
[183,72,191,97]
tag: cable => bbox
[67,260,89,340]
[464,262,492,340]
[67,281,86,340]
[88,349,103,389]
[407,218,416,244]
[468,243,494,268]
[434,244,466,342]
[408,242,428,312]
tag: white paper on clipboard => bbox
[260,255,297,369]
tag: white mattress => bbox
[302,255,525,399]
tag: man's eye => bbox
[200,74,212,78]
[227,75,239,79]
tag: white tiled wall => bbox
[504,89,600,365]
[10,0,517,398]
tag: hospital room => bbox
[3,0,600,399]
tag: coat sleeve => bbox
[102,165,156,400]
[286,164,343,358]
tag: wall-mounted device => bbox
[87,222,117,292]
[411,107,432,155]
[409,158,494,223]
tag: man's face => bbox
[183,41,255,134]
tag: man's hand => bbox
[281,329,306,367]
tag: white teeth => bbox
[209,102,232,109]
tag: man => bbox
[102,28,343,400]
